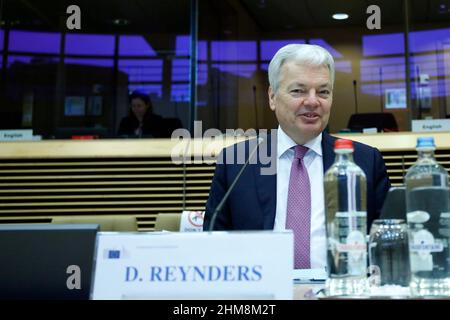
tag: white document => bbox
[293,268,327,284]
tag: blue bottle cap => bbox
[416,136,436,149]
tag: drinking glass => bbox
[368,219,410,287]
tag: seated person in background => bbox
[118,91,166,138]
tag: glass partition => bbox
[1,0,449,139]
[0,0,190,139]
[409,1,450,124]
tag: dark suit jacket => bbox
[118,113,166,138]
[203,131,391,232]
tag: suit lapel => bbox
[322,131,336,173]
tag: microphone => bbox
[208,136,264,232]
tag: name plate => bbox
[0,129,33,141]
[412,119,450,132]
[92,231,293,300]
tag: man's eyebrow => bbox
[288,83,306,88]
[288,83,331,88]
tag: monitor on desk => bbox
[0,224,99,300]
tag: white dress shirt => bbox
[273,126,327,269]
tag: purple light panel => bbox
[65,58,114,67]
[260,40,305,60]
[309,39,343,58]
[361,79,448,98]
[0,30,4,51]
[119,36,156,56]
[118,59,162,82]
[409,28,450,53]
[411,53,448,78]
[362,33,405,56]
[175,36,207,60]
[171,59,207,84]
[363,28,450,57]
[65,34,115,55]
[8,55,33,67]
[7,55,58,68]
[171,84,190,102]
[260,63,269,70]
[361,54,450,83]
[335,60,352,73]
[361,82,405,97]
[9,30,60,54]
[360,57,405,82]
[211,63,256,78]
[211,41,256,61]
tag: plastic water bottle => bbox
[405,136,450,297]
[324,139,368,296]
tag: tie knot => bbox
[294,145,309,160]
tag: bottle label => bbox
[327,211,367,276]
[336,231,367,252]
[409,229,442,272]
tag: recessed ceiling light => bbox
[332,13,349,20]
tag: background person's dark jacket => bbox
[118,113,167,138]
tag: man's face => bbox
[268,61,333,145]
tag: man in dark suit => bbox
[203,44,390,269]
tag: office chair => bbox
[347,112,398,132]
[154,213,181,231]
[52,215,137,231]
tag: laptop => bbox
[0,224,99,300]
[380,186,406,220]
[380,186,450,221]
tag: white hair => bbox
[268,44,335,93]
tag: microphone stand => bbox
[181,139,191,211]
[208,137,264,232]
[253,85,259,133]
[353,80,358,114]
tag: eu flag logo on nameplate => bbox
[108,250,121,259]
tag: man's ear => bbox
[268,86,276,111]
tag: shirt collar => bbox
[277,125,323,159]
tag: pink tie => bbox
[286,145,311,269]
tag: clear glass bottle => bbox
[324,139,368,297]
[405,136,450,297]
